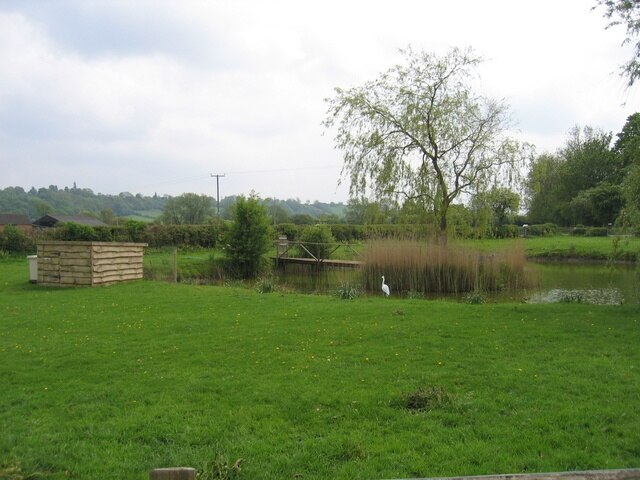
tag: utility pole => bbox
[210,173,225,218]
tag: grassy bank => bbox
[459,236,640,262]
[1,258,640,479]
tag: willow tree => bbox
[594,0,640,87]
[324,47,529,240]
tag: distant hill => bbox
[0,185,345,223]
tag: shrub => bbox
[329,224,363,242]
[275,223,299,241]
[224,196,273,279]
[586,227,608,237]
[92,226,115,241]
[0,225,35,253]
[493,224,518,238]
[298,224,335,259]
[56,222,97,241]
[125,219,148,242]
[525,223,559,237]
[571,225,586,236]
[335,282,360,300]
[255,275,278,293]
[464,291,487,304]
[407,290,424,299]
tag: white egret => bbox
[381,275,390,296]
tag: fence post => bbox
[149,467,196,480]
[173,248,178,283]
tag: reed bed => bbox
[362,238,536,294]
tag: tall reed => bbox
[362,238,536,294]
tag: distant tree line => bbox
[0,186,347,224]
[526,113,640,230]
[0,185,167,220]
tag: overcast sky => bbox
[0,0,637,202]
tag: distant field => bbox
[126,209,164,221]
[1,258,639,479]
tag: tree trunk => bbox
[438,202,449,246]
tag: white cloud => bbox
[0,0,637,202]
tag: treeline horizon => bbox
[0,184,346,223]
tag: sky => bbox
[0,0,638,203]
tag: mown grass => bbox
[1,258,640,479]
[461,236,640,261]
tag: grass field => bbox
[460,236,640,262]
[1,257,640,479]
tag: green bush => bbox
[224,196,273,279]
[0,225,35,253]
[571,226,587,236]
[146,224,219,248]
[525,223,559,237]
[125,220,148,242]
[329,224,363,242]
[255,275,278,293]
[56,222,97,241]
[89,224,221,247]
[275,223,299,240]
[493,224,518,239]
[586,227,608,237]
[92,226,115,241]
[298,224,335,259]
[335,282,360,300]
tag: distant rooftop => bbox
[0,213,32,225]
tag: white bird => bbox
[381,275,390,296]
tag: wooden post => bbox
[149,467,196,480]
[173,248,178,283]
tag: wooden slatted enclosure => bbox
[36,241,148,287]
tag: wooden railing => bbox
[275,237,362,267]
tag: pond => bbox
[525,260,639,305]
[275,260,640,305]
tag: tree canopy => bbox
[324,47,529,238]
[160,193,213,225]
[525,118,637,227]
[594,0,640,86]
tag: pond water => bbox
[525,260,639,305]
[275,260,640,305]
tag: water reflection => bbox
[276,260,640,304]
[527,288,625,305]
[527,260,639,305]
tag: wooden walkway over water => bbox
[272,238,363,269]
[273,256,362,268]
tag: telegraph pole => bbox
[210,173,225,218]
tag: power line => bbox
[126,164,342,192]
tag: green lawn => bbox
[1,258,640,479]
[458,235,640,261]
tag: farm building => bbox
[37,241,147,286]
[0,213,33,234]
[33,214,107,228]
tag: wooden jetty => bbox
[273,237,362,269]
[273,256,362,268]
